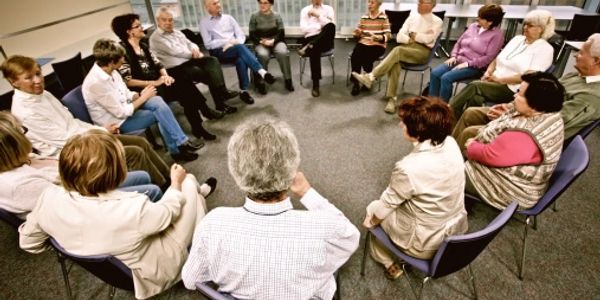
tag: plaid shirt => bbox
[182,188,360,299]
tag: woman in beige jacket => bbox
[19,130,216,299]
[363,96,468,280]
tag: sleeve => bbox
[319,5,335,26]
[451,24,470,58]
[275,14,285,44]
[466,131,542,167]
[149,51,164,69]
[300,6,322,35]
[18,189,51,254]
[468,28,504,69]
[248,14,259,44]
[136,188,186,235]
[151,33,194,59]
[414,15,442,47]
[199,18,227,50]
[231,16,246,44]
[11,176,54,215]
[181,220,211,289]
[527,41,553,72]
[118,61,133,82]
[85,80,134,119]
[369,164,414,220]
[396,14,414,44]
[561,87,599,138]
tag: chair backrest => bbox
[51,52,86,93]
[181,28,206,50]
[433,10,446,21]
[49,237,135,291]
[577,118,600,140]
[429,201,518,278]
[519,135,590,216]
[547,33,565,62]
[564,14,600,41]
[385,10,411,35]
[195,282,237,300]
[0,207,24,229]
[60,85,93,124]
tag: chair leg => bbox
[330,56,335,85]
[552,201,558,212]
[519,217,531,280]
[467,264,478,300]
[360,231,371,276]
[419,72,424,96]
[109,286,116,300]
[299,57,305,86]
[56,252,74,300]
[401,69,408,89]
[346,56,351,86]
[402,263,423,300]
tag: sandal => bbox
[385,263,403,280]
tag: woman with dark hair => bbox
[465,71,565,210]
[249,0,294,93]
[19,129,217,299]
[111,13,220,141]
[429,4,504,102]
[362,96,467,280]
[348,0,391,96]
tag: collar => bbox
[68,189,141,202]
[584,74,600,83]
[13,88,43,102]
[210,13,222,20]
[412,138,445,153]
[243,197,293,216]
[91,63,113,82]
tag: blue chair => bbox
[49,237,134,299]
[465,135,590,280]
[195,282,237,300]
[299,48,335,86]
[0,207,24,229]
[360,201,518,299]
[577,118,600,140]
[399,34,443,94]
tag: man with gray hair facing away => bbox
[182,118,359,299]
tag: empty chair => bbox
[432,10,448,57]
[0,207,24,229]
[361,201,518,299]
[49,237,134,299]
[51,53,86,94]
[384,10,411,43]
[400,34,442,94]
[555,14,600,61]
[299,48,335,86]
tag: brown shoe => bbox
[385,263,403,280]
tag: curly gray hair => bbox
[228,118,300,197]
[523,9,556,40]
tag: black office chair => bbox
[432,11,447,57]
[385,10,411,41]
[555,14,600,60]
[51,52,86,94]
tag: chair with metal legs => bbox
[399,34,443,94]
[346,51,384,91]
[360,201,518,299]
[299,48,335,86]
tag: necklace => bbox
[505,39,530,60]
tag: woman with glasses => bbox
[429,4,504,102]
[449,9,556,121]
[349,0,391,96]
[249,0,294,93]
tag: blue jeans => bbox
[119,170,163,202]
[210,44,263,90]
[429,64,482,102]
[120,96,188,154]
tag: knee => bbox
[124,146,144,161]
[323,22,336,32]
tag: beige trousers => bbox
[371,43,430,98]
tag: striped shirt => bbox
[356,11,391,48]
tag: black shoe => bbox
[311,88,320,97]
[180,139,204,151]
[171,150,198,162]
[264,73,275,84]
[257,82,267,95]
[223,89,239,100]
[351,84,360,96]
[205,177,217,197]
[240,91,255,104]
[193,128,217,141]
[285,79,295,92]
[218,104,237,114]
[201,108,225,120]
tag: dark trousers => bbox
[350,43,385,85]
[300,23,336,82]
[168,56,229,110]
[156,78,206,135]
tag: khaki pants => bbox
[119,135,170,187]
[372,43,430,98]
[449,80,513,121]
[451,106,491,153]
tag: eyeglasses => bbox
[523,22,539,28]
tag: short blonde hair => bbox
[59,129,127,196]
[523,9,555,40]
[93,39,126,67]
[0,55,38,82]
[0,111,32,172]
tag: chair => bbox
[555,14,600,60]
[432,11,448,57]
[575,118,600,141]
[345,51,384,91]
[399,34,442,94]
[49,237,134,299]
[360,201,518,299]
[384,10,411,42]
[466,135,590,280]
[51,53,86,94]
[0,207,24,229]
[60,86,160,149]
[299,48,335,86]
[195,282,237,300]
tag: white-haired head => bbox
[523,9,555,40]
[587,33,600,58]
[228,118,300,199]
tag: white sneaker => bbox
[384,97,397,114]
[352,72,374,89]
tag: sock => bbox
[258,69,267,78]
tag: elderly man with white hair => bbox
[182,118,360,299]
[452,33,600,151]
[448,9,556,121]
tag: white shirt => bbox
[150,28,200,69]
[11,89,103,158]
[181,188,360,300]
[396,12,443,48]
[494,35,553,92]
[300,4,335,38]
[82,63,137,127]
[0,165,57,219]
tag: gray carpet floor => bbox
[1,40,599,299]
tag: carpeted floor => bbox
[1,39,598,299]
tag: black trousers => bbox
[156,77,207,134]
[350,43,385,84]
[300,23,336,82]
